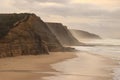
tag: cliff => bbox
[46,22,83,46]
[70,29,101,40]
[0,13,63,57]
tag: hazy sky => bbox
[0,0,120,38]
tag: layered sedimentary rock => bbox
[0,13,63,57]
[46,22,83,46]
[70,29,101,40]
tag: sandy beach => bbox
[0,51,118,80]
[0,52,76,80]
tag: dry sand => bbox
[0,52,76,80]
[0,52,118,80]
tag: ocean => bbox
[74,39,120,80]
[43,39,120,80]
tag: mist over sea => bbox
[74,39,120,80]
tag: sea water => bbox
[74,39,120,80]
[43,39,120,80]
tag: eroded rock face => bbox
[46,22,83,46]
[27,15,63,52]
[0,13,63,57]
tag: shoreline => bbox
[85,52,118,80]
[43,51,118,80]
[0,51,118,80]
[0,52,77,80]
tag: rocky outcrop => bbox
[46,22,83,46]
[70,29,101,39]
[0,13,63,58]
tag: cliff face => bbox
[0,13,63,57]
[70,29,101,40]
[46,23,83,46]
[24,14,63,51]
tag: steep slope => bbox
[70,29,101,40]
[25,14,63,51]
[46,22,83,46]
[0,13,63,58]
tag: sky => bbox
[0,0,120,38]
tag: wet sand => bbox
[0,52,118,80]
[43,52,118,80]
